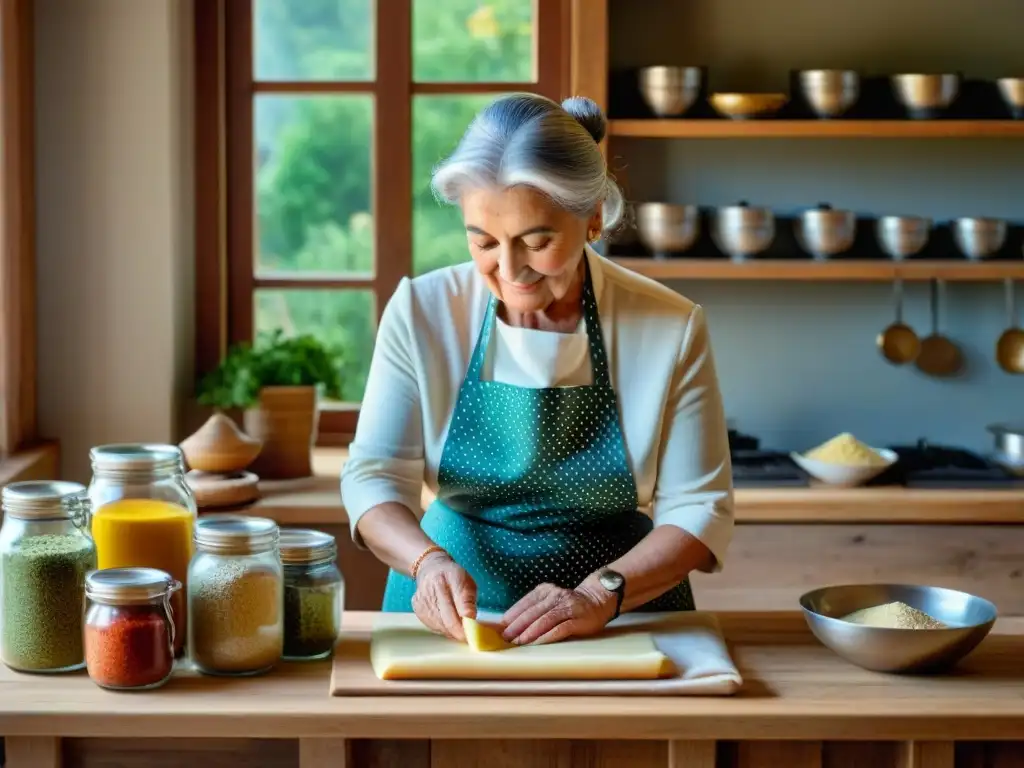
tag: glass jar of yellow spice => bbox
[87,444,197,657]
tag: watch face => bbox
[599,570,624,592]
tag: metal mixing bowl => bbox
[798,70,860,118]
[638,66,703,117]
[876,216,932,260]
[997,77,1024,119]
[635,203,700,256]
[891,74,960,117]
[800,583,997,673]
[795,204,857,260]
[953,217,1007,260]
[713,203,775,260]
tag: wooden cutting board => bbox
[330,611,743,696]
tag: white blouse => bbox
[340,248,735,572]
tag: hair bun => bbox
[561,96,607,143]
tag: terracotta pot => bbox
[243,386,318,479]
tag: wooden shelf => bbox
[609,119,1024,140]
[611,258,1024,282]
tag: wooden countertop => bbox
[241,449,1024,526]
[1,612,1022,741]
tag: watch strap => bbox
[610,584,625,621]
[599,569,626,621]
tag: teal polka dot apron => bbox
[383,259,695,613]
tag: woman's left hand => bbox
[501,582,616,646]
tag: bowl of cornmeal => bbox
[800,583,997,673]
[791,432,897,487]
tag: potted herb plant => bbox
[196,330,343,479]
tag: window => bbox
[196,0,571,442]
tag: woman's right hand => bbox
[412,551,478,641]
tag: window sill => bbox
[242,448,435,527]
[0,441,61,486]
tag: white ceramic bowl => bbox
[791,448,897,487]
[993,453,1024,477]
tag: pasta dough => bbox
[462,618,511,652]
[371,614,675,681]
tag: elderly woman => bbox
[341,94,733,647]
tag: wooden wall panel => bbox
[8,738,1024,768]
[62,738,297,768]
[297,522,1024,615]
[691,524,1024,615]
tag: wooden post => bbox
[899,741,955,768]
[299,738,350,768]
[5,737,62,768]
[668,740,717,768]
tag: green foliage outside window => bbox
[253,0,534,402]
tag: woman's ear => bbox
[587,208,603,242]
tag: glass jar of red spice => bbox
[84,567,180,691]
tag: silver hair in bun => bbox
[431,93,624,234]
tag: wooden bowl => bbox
[186,470,260,508]
[710,93,788,120]
[180,413,262,473]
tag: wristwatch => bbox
[598,569,626,621]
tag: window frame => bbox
[194,0,579,444]
[0,0,38,458]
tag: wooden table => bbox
[2,612,1023,768]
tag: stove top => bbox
[727,431,1021,489]
[870,439,1022,489]
[731,449,810,488]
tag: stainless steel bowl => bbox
[795,204,856,260]
[997,77,1024,119]
[638,66,702,117]
[891,74,960,117]
[798,70,860,118]
[876,216,932,261]
[953,217,1007,260]
[713,203,775,260]
[635,203,700,255]
[800,583,997,673]
[988,423,1024,465]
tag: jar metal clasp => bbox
[62,491,93,535]
[162,580,183,653]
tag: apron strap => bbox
[466,254,612,388]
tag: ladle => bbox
[877,278,920,365]
[996,278,1024,374]
[915,279,963,378]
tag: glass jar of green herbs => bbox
[0,481,97,673]
[280,529,343,660]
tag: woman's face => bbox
[460,185,601,314]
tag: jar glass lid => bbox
[86,567,177,604]
[279,529,336,564]
[1,481,87,519]
[194,515,279,554]
[89,443,183,473]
